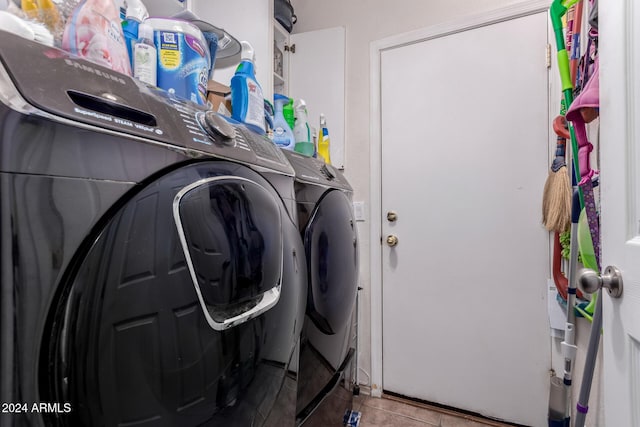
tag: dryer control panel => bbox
[0,30,293,176]
[282,149,352,191]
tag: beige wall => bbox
[290,0,603,424]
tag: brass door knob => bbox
[386,235,398,247]
[387,211,398,222]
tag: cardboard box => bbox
[207,80,232,115]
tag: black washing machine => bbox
[0,31,307,427]
[281,151,359,426]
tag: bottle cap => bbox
[240,40,255,62]
[294,98,307,111]
[138,22,154,41]
[126,0,149,22]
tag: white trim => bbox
[368,0,550,398]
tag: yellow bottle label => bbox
[317,128,331,164]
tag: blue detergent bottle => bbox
[231,41,265,134]
[272,94,295,150]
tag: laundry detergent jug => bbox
[145,18,216,105]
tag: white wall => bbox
[292,0,603,424]
[190,0,273,100]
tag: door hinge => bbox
[284,43,296,54]
[546,44,551,69]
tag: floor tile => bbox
[359,405,437,427]
[440,412,503,427]
[361,396,441,426]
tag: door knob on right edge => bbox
[386,235,398,247]
[578,266,624,298]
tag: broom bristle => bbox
[542,165,572,232]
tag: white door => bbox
[380,12,550,426]
[599,3,640,426]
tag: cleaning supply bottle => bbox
[20,0,38,20]
[231,41,265,134]
[35,0,63,44]
[293,99,314,156]
[272,94,295,150]
[317,113,331,164]
[283,97,295,130]
[132,22,156,86]
[122,0,148,68]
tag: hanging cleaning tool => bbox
[550,0,583,207]
[567,53,602,427]
[272,94,295,150]
[293,99,314,156]
[231,41,265,134]
[548,2,583,426]
[543,0,584,234]
[542,114,572,234]
[317,113,331,164]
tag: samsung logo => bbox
[63,59,127,85]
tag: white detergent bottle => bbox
[133,22,156,86]
[272,94,295,150]
[293,99,313,156]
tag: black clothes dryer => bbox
[281,151,359,426]
[0,31,306,427]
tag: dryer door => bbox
[48,162,302,427]
[304,189,359,335]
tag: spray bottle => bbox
[317,113,331,164]
[293,99,313,156]
[231,41,265,134]
[272,94,295,150]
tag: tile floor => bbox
[352,395,516,427]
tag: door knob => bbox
[387,211,398,222]
[386,235,398,247]
[578,266,623,298]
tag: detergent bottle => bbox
[231,41,265,134]
[283,97,295,130]
[293,99,314,156]
[272,94,295,150]
[317,113,331,164]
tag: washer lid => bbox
[170,9,242,59]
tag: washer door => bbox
[304,190,358,335]
[49,162,301,426]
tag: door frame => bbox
[368,0,550,398]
